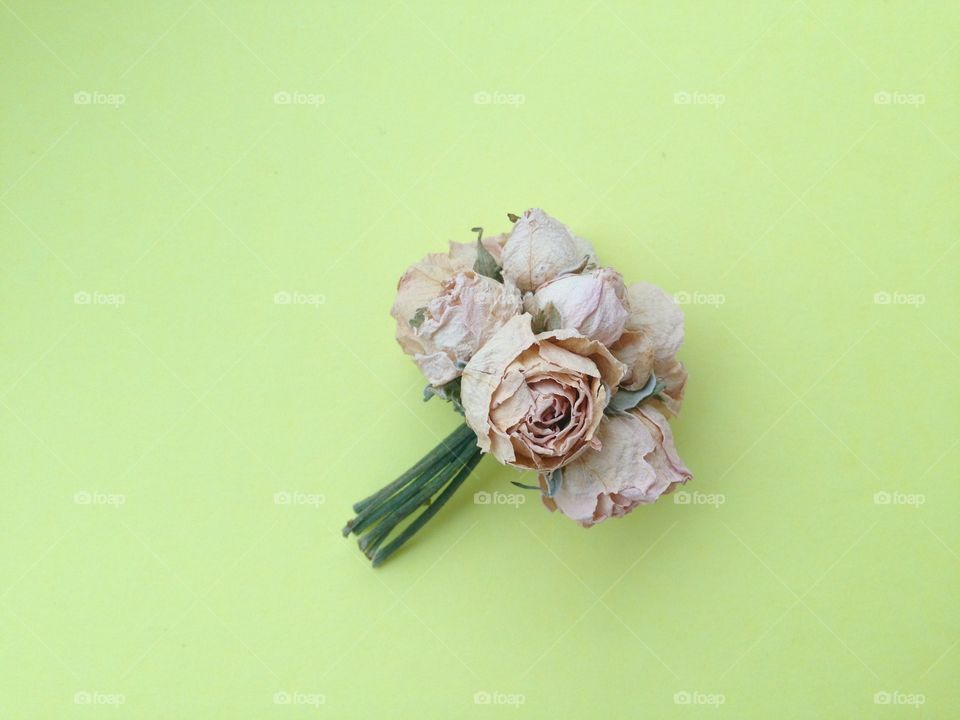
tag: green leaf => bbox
[471,226,502,281]
[423,376,465,415]
[408,306,427,329]
[605,373,659,416]
[545,468,562,497]
[510,480,541,491]
[531,302,562,333]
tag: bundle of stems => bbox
[343,423,483,567]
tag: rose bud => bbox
[527,267,630,346]
[391,253,522,387]
[500,208,595,292]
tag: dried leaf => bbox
[408,306,427,329]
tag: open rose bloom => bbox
[460,314,625,472]
[349,208,693,565]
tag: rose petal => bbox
[461,314,537,456]
[548,414,657,525]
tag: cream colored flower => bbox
[528,267,630,346]
[609,282,685,391]
[460,314,625,471]
[500,208,595,292]
[391,254,521,386]
[540,405,691,526]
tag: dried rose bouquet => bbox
[344,209,691,565]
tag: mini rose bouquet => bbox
[344,209,691,565]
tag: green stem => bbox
[350,424,475,514]
[345,430,474,536]
[343,422,484,566]
[359,434,479,557]
[372,447,483,567]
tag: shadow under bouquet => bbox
[344,208,692,565]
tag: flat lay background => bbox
[2,1,958,717]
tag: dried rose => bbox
[460,314,625,472]
[500,208,595,292]
[391,254,521,386]
[609,281,685,391]
[527,267,630,346]
[540,404,691,526]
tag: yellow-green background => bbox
[2,1,958,717]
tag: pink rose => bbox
[528,267,630,346]
[540,405,691,526]
[500,208,596,291]
[460,314,625,471]
[391,254,521,386]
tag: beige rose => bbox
[500,208,595,292]
[610,282,685,391]
[461,314,625,471]
[540,405,691,526]
[391,254,521,386]
[527,267,630,346]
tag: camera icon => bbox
[473,491,491,505]
[873,691,891,705]
[873,491,891,505]
[873,291,891,305]
[673,691,692,705]
[673,490,691,505]
[873,91,891,105]
[474,691,491,705]
[673,92,691,105]
[273,291,291,305]
[74,692,92,705]
[73,91,91,105]
[473,91,491,105]
[273,691,291,705]
[273,91,291,105]
[74,291,91,305]
[673,290,691,305]
[273,492,291,505]
[74,491,92,505]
